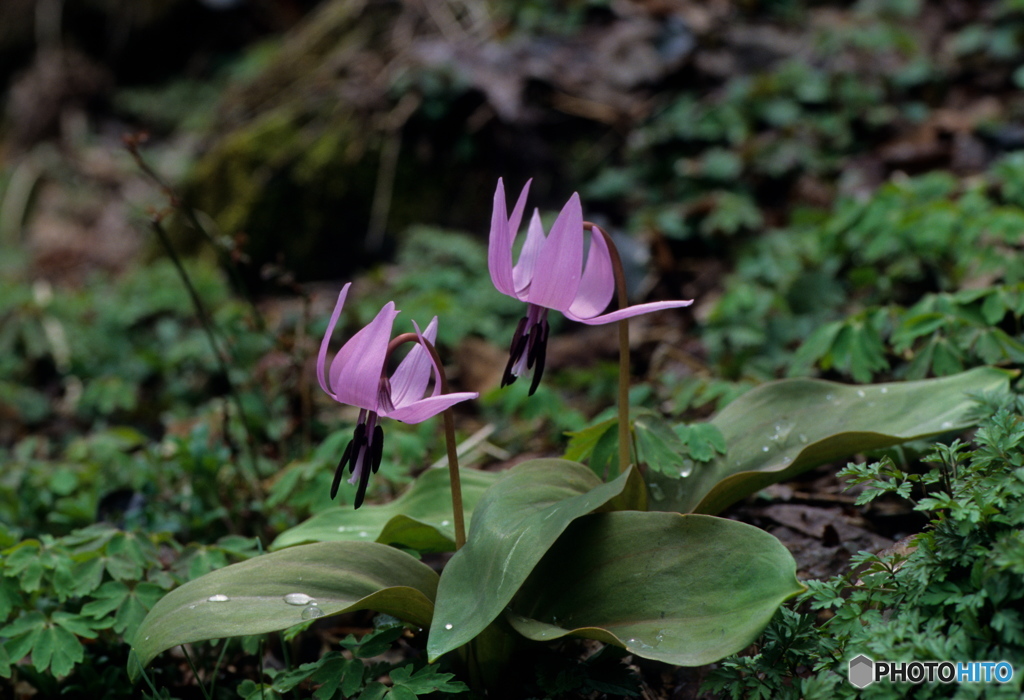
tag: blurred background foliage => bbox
[4,0,1024,696]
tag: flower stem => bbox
[387,333,467,549]
[585,223,631,477]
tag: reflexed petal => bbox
[527,193,584,310]
[513,209,547,295]
[390,317,440,407]
[385,391,479,424]
[565,298,694,325]
[316,283,351,398]
[508,179,531,249]
[566,229,615,320]
[329,302,399,410]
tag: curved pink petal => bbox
[513,209,547,295]
[390,317,440,407]
[316,283,351,398]
[328,301,399,410]
[384,391,479,424]
[565,298,694,325]
[488,178,531,298]
[566,229,615,320]
[488,179,515,296]
[527,193,584,310]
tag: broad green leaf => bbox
[563,418,617,462]
[130,541,438,676]
[237,680,282,700]
[271,468,500,551]
[32,624,84,678]
[589,421,622,479]
[649,367,1014,514]
[82,581,166,644]
[0,611,45,663]
[0,643,10,678]
[0,577,21,620]
[634,414,688,476]
[360,682,390,700]
[678,423,727,462]
[3,541,45,591]
[390,663,468,694]
[66,555,105,597]
[105,532,150,581]
[427,459,645,660]
[506,511,804,666]
[51,610,101,638]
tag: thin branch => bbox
[150,215,264,499]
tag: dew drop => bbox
[649,483,665,501]
[798,434,809,444]
[880,386,889,394]
[441,520,450,527]
[301,605,324,620]
[188,604,196,610]
[444,623,454,630]
[679,461,693,478]
[856,389,866,397]
[762,445,770,453]
[358,531,368,538]
[825,393,833,401]
[941,421,953,429]
[284,593,314,606]
[208,594,229,602]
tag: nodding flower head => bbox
[487,178,693,394]
[317,283,478,507]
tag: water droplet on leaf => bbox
[649,483,665,501]
[301,605,324,620]
[208,594,229,602]
[284,593,314,606]
[444,623,453,630]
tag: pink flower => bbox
[317,283,477,507]
[488,178,693,393]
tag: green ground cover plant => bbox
[704,402,1024,699]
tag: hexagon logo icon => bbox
[849,654,874,688]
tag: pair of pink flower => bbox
[318,179,692,506]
